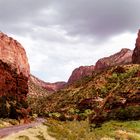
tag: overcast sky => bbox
[0,0,140,82]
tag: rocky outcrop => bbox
[29,75,66,93]
[0,32,30,119]
[95,48,133,71]
[68,65,95,84]
[132,30,140,64]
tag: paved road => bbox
[0,118,45,138]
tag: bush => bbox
[108,106,140,120]
[0,96,9,118]
[0,95,30,119]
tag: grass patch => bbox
[45,119,140,140]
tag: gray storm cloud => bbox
[51,0,140,39]
[0,0,140,39]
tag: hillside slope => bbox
[28,76,50,97]
[29,64,140,122]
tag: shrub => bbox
[45,119,140,140]
[108,106,140,120]
[0,95,30,120]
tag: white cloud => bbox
[10,30,136,82]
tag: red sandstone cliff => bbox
[132,30,140,64]
[67,49,132,85]
[0,32,29,78]
[95,48,132,71]
[0,32,30,118]
[68,65,95,84]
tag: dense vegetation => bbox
[0,95,29,120]
[28,64,140,125]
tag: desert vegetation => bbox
[28,64,140,124]
[45,119,140,140]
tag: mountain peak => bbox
[68,65,95,84]
[95,48,133,71]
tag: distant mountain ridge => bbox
[29,48,133,94]
[29,31,140,96]
[30,75,66,92]
[67,48,133,85]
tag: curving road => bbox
[0,118,45,138]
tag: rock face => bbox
[0,32,30,119]
[68,65,95,84]
[30,75,66,93]
[95,48,133,71]
[132,30,140,64]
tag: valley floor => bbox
[0,118,55,140]
[1,119,140,140]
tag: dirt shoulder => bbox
[1,124,55,140]
[0,118,55,140]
